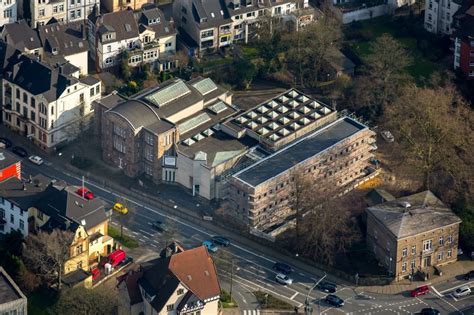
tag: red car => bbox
[76,187,94,200]
[411,285,430,297]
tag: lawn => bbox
[254,291,293,310]
[108,226,139,249]
[347,17,441,83]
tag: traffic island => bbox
[108,226,139,249]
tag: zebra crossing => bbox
[242,310,261,315]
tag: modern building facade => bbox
[0,267,27,315]
[453,0,474,78]
[366,191,461,281]
[424,0,462,35]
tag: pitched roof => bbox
[136,4,177,38]
[38,21,88,57]
[97,10,140,43]
[0,174,52,209]
[1,20,42,51]
[366,191,462,239]
[169,246,220,301]
[191,0,233,29]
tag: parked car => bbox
[317,281,337,293]
[272,262,292,275]
[275,273,293,285]
[202,240,218,253]
[420,308,440,315]
[11,146,27,157]
[464,270,474,280]
[453,285,471,298]
[113,203,128,215]
[151,220,166,231]
[325,294,344,307]
[28,155,43,165]
[411,285,430,297]
[76,187,94,200]
[211,236,230,247]
[0,137,12,148]
[101,249,126,268]
[380,130,394,142]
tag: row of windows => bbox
[401,235,454,257]
[400,249,452,274]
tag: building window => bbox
[423,240,432,252]
[53,5,58,13]
[39,8,45,16]
[113,124,126,137]
[437,252,443,261]
[401,262,407,273]
[59,4,64,11]
[4,8,12,18]
[402,247,407,257]
[177,288,184,295]
[144,164,153,176]
[19,219,24,230]
[23,92,28,103]
[90,87,95,97]
[439,236,444,246]
[166,305,174,311]
[447,249,452,258]
[144,133,154,145]
[113,137,126,153]
[10,214,14,224]
[165,42,172,48]
[144,146,154,162]
[411,245,416,256]
[410,259,416,271]
[76,244,83,255]
[31,97,36,108]
[447,235,453,244]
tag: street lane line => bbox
[430,285,442,297]
[439,280,474,294]
[290,292,298,300]
[139,229,154,237]
[428,292,461,313]
[238,292,247,305]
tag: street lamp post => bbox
[305,274,326,315]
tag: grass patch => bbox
[241,46,260,59]
[28,288,58,315]
[108,226,139,249]
[220,290,238,308]
[254,291,293,310]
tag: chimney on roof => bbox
[169,17,174,29]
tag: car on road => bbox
[272,262,292,275]
[381,130,394,142]
[202,240,218,253]
[211,236,230,247]
[0,137,12,148]
[76,187,94,200]
[325,294,344,307]
[453,285,471,298]
[151,220,166,231]
[464,270,474,280]
[275,273,293,285]
[11,146,27,157]
[411,285,430,297]
[317,281,337,293]
[420,308,440,315]
[28,155,44,165]
[113,203,128,215]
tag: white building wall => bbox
[66,0,99,23]
[424,0,460,35]
[0,0,17,26]
[31,0,67,28]
[0,198,28,236]
[65,51,89,75]
[98,37,140,69]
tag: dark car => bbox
[317,281,337,293]
[464,270,474,280]
[11,146,27,157]
[272,262,292,275]
[420,308,440,315]
[0,137,12,148]
[325,294,344,307]
[212,236,230,247]
[151,220,166,231]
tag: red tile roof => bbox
[169,246,220,301]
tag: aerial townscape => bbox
[0,0,473,313]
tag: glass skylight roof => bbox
[145,80,191,107]
[178,112,211,134]
[192,78,218,95]
[208,101,227,114]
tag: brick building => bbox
[366,191,461,281]
[453,0,474,79]
[227,116,376,233]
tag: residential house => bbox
[366,191,461,281]
[102,0,152,13]
[117,245,220,315]
[88,5,177,72]
[29,0,67,28]
[0,267,27,315]
[453,0,474,78]
[0,0,17,27]
[0,42,101,151]
[0,174,51,236]
[38,21,89,75]
[424,0,461,35]
[1,20,42,58]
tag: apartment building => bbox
[0,42,101,151]
[88,4,177,71]
[0,267,27,315]
[366,191,461,281]
[29,0,67,28]
[453,0,474,78]
[66,0,99,23]
[424,0,461,35]
[173,0,310,54]
[102,0,152,13]
[0,0,17,27]
[117,246,220,315]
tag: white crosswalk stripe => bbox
[242,310,261,315]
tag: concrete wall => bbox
[336,4,391,24]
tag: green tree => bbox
[120,51,132,81]
[233,58,257,89]
[53,286,118,315]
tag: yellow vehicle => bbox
[113,203,128,215]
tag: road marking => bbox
[428,292,461,313]
[139,229,154,237]
[299,272,305,276]
[237,292,247,305]
[150,243,158,248]
[439,281,474,294]
[430,285,443,297]
[290,292,298,300]
[131,231,139,235]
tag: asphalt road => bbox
[16,154,474,315]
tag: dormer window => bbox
[148,18,160,24]
[200,17,207,23]
[52,47,58,55]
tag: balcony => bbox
[142,40,160,51]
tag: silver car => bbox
[453,285,471,298]
[275,273,293,285]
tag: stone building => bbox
[366,191,461,281]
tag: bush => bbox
[108,226,139,249]
[70,156,93,169]
[220,290,237,308]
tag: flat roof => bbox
[233,117,367,187]
[0,150,19,172]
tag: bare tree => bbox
[23,230,74,290]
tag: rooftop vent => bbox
[81,219,86,226]
[204,270,209,276]
[187,275,192,281]
[399,201,411,208]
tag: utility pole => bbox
[305,274,326,315]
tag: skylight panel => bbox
[208,101,227,114]
[177,112,211,134]
[145,80,191,107]
[192,77,218,95]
